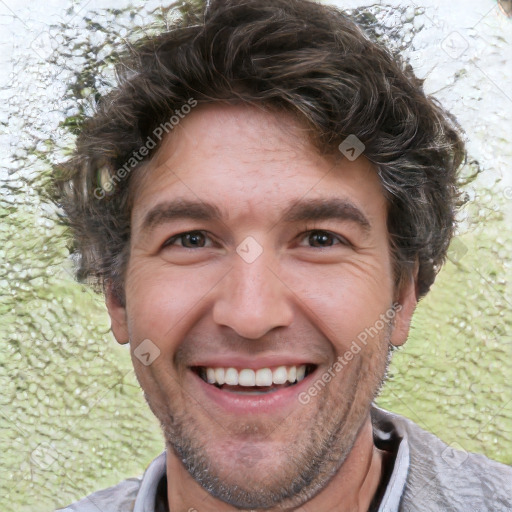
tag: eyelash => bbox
[162,231,214,249]
[161,230,350,249]
[298,230,351,248]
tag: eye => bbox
[162,230,212,249]
[300,230,350,248]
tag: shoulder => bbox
[377,408,512,512]
[55,477,142,512]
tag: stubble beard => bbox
[140,334,392,510]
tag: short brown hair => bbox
[53,0,465,303]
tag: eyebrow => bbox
[282,198,371,232]
[141,199,223,232]
[140,197,371,233]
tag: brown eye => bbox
[181,231,206,248]
[163,231,210,249]
[308,231,337,247]
[296,229,352,249]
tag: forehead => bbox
[130,103,386,229]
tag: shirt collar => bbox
[133,450,166,512]
[372,406,410,512]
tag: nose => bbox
[212,256,294,339]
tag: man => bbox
[54,0,512,510]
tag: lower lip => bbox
[190,368,318,415]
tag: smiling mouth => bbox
[191,364,317,394]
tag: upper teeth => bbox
[204,365,307,387]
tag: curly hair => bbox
[53,0,465,305]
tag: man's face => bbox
[108,104,415,509]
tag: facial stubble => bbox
[139,327,393,510]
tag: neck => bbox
[166,415,383,511]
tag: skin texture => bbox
[106,104,417,511]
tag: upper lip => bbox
[189,355,319,369]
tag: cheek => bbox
[280,260,393,345]
[124,260,221,344]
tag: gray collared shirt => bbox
[56,406,512,512]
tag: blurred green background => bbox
[0,0,510,510]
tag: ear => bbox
[105,281,130,345]
[390,264,419,347]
